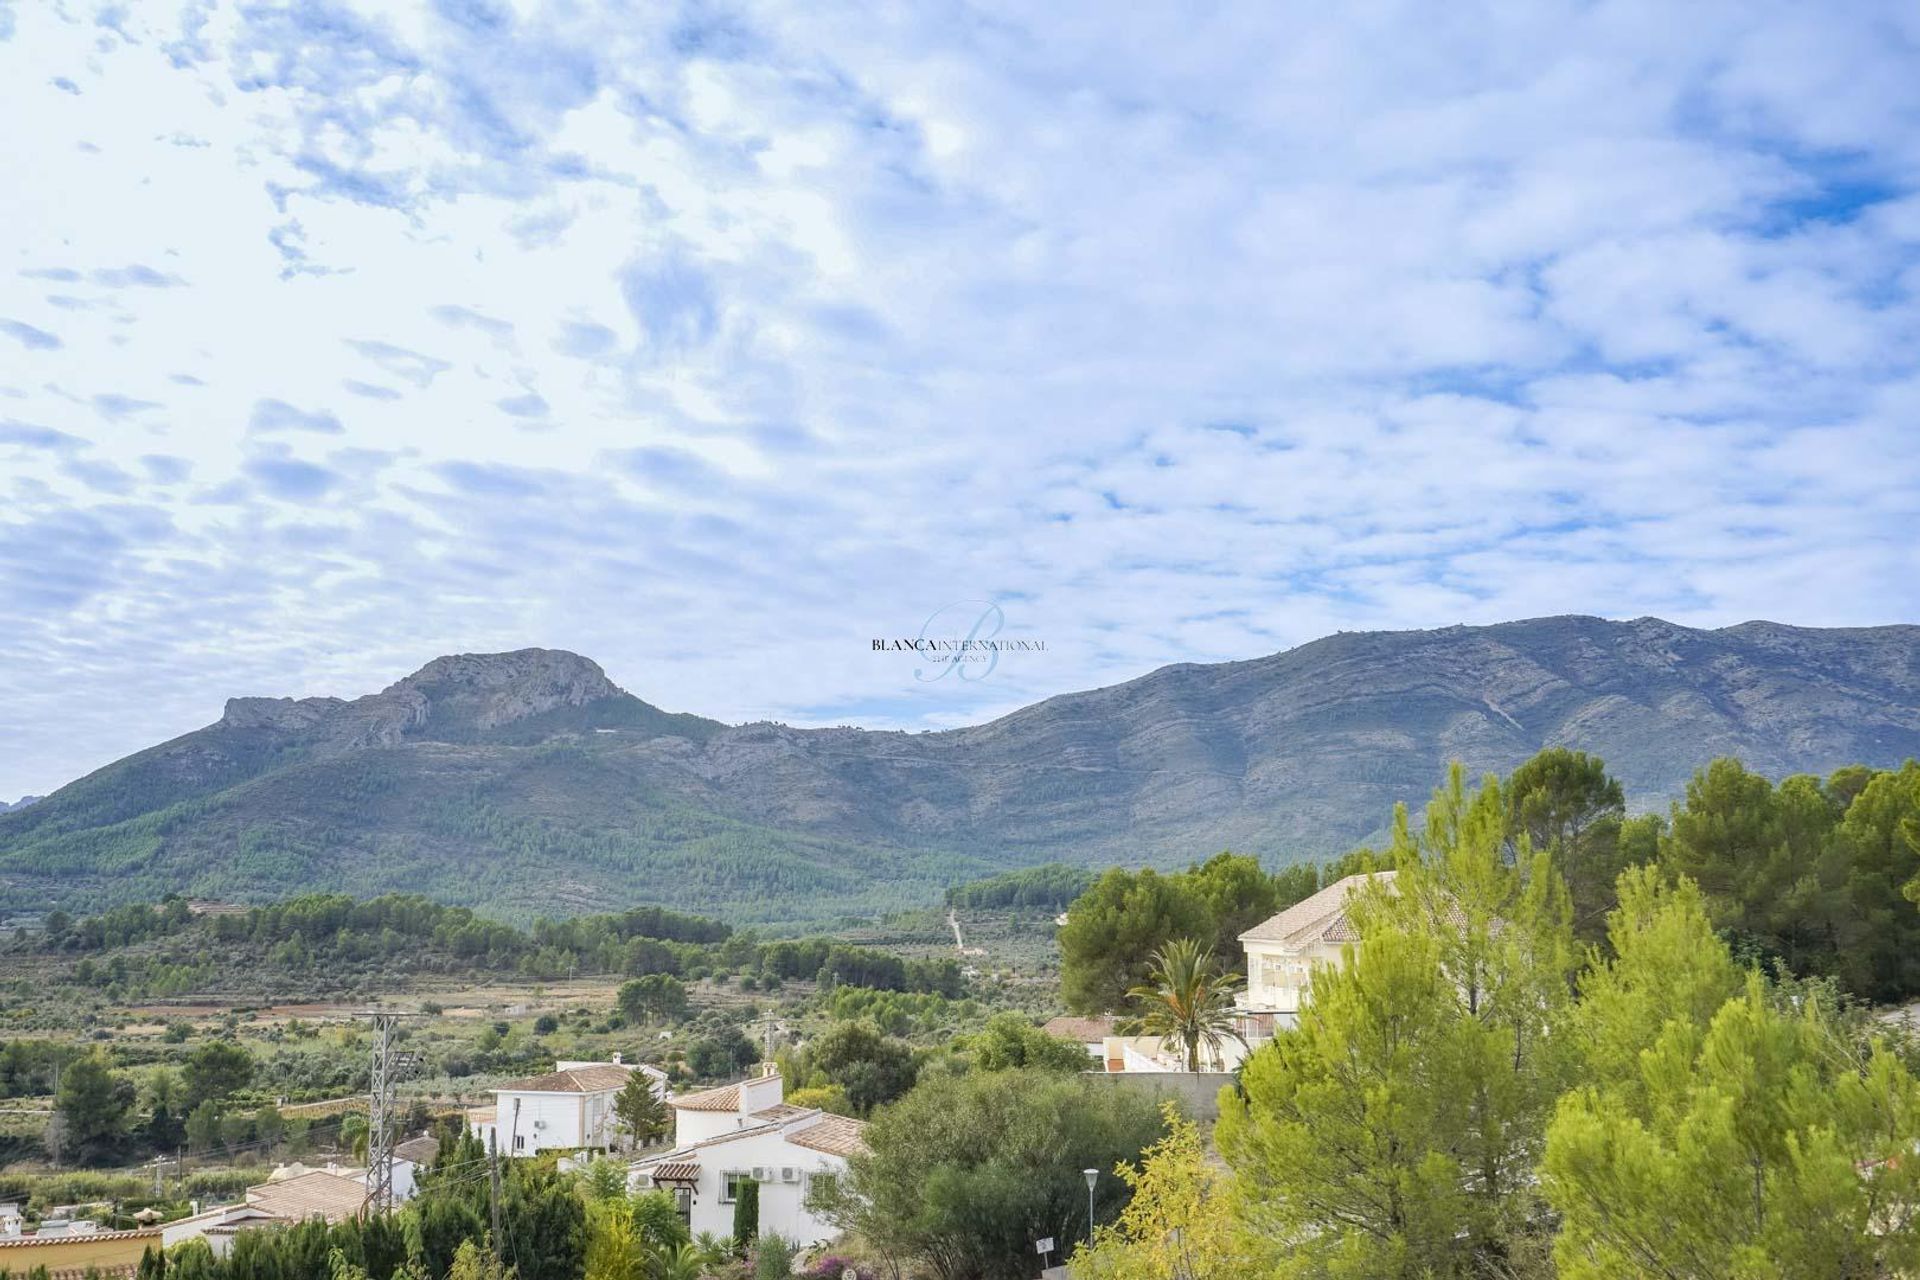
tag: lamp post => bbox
[1083,1167,1099,1242]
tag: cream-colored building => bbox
[1236,871,1394,1043]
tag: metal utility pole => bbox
[361,1011,418,1214]
[364,1012,398,1213]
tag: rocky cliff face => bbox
[218,649,627,748]
[5,617,1918,920]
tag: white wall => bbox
[672,1075,786,1147]
[640,1127,849,1248]
[482,1091,588,1155]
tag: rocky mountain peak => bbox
[217,649,627,744]
[382,648,623,729]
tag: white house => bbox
[1236,870,1393,1043]
[391,1134,440,1201]
[628,1069,867,1248]
[470,1056,669,1157]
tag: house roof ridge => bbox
[1238,870,1397,945]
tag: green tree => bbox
[685,1030,757,1079]
[1060,869,1211,1015]
[184,1099,222,1155]
[629,1188,688,1252]
[809,1021,919,1114]
[1183,852,1282,967]
[732,1179,760,1249]
[504,1166,588,1280]
[446,1239,513,1280]
[783,1084,852,1114]
[583,1195,641,1280]
[1218,765,1575,1279]
[1564,866,1742,1101]
[1123,939,1243,1073]
[182,1039,254,1108]
[1070,1103,1261,1280]
[1822,761,1920,1000]
[1504,747,1629,941]
[579,1155,628,1203]
[617,974,688,1025]
[253,1104,284,1154]
[968,1013,1091,1073]
[56,1051,134,1158]
[612,1073,669,1149]
[1546,968,1920,1278]
[815,1068,1167,1280]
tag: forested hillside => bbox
[4,618,1918,923]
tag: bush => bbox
[753,1233,796,1280]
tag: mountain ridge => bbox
[4,616,1918,923]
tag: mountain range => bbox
[3,615,1918,924]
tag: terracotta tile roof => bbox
[1240,871,1396,946]
[495,1064,634,1093]
[0,1228,162,1251]
[1041,1015,1116,1043]
[786,1114,868,1158]
[670,1082,739,1111]
[646,1161,701,1182]
[749,1103,812,1123]
[466,1107,496,1124]
[244,1171,366,1223]
[670,1072,779,1111]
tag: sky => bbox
[2,1,1919,801]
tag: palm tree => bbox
[1125,937,1246,1072]
[647,1242,706,1280]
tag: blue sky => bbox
[2,1,1919,800]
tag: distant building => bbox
[1236,870,1395,1042]
[1039,1015,1115,1062]
[471,1056,668,1156]
[628,1068,867,1248]
[245,1169,369,1224]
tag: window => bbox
[513,1135,525,1150]
[722,1172,754,1204]
[804,1171,838,1211]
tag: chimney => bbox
[611,1052,622,1065]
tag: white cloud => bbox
[0,0,1917,798]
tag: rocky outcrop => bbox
[218,650,625,747]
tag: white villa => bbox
[629,1067,867,1247]
[1234,870,1394,1044]
[471,1055,669,1157]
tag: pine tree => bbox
[1217,766,1575,1278]
[1543,870,1920,1278]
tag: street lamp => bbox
[1083,1167,1099,1241]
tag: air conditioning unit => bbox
[779,1167,800,1183]
[532,1120,546,1130]
[751,1166,770,1182]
